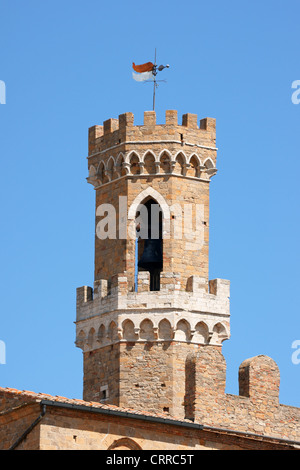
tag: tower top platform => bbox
[88,110,216,157]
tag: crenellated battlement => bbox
[88,110,216,158]
[76,273,230,317]
[87,110,217,188]
[75,273,230,352]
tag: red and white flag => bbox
[132,62,154,82]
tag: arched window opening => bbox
[97,162,105,185]
[136,198,163,291]
[144,153,156,174]
[130,154,140,175]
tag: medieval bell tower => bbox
[75,110,230,420]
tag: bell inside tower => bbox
[137,198,163,291]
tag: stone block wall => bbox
[190,349,299,441]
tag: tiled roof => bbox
[0,386,190,423]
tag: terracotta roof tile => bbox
[0,386,188,423]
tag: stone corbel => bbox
[207,331,213,344]
[139,162,145,175]
[205,168,218,179]
[104,169,112,182]
[115,166,122,178]
[182,163,190,176]
[117,328,123,340]
[154,161,161,174]
[122,162,131,174]
[170,160,176,173]
[195,165,201,178]
[75,337,86,350]
[86,176,99,187]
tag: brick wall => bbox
[0,402,41,450]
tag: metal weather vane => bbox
[132,49,169,111]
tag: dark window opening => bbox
[137,198,163,292]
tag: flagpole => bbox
[153,48,157,111]
[132,51,169,110]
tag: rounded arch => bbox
[108,437,142,450]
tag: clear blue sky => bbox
[0,0,299,408]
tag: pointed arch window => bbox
[135,197,163,291]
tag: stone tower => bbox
[75,110,230,419]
